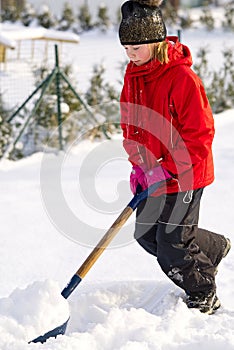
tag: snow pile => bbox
[0,280,234,349]
[0,280,69,346]
[66,281,234,350]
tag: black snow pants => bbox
[134,188,227,295]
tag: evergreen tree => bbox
[161,1,178,27]
[1,4,18,22]
[222,3,234,31]
[78,3,93,31]
[85,63,120,139]
[1,0,25,21]
[179,11,193,29]
[86,64,105,107]
[0,94,12,158]
[37,4,56,29]
[96,3,111,32]
[58,2,75,31]
[193,48,234,113]
[200,7,215,31]
[21,3,35,27]
[33,64,81,129]
[15,63,85,153]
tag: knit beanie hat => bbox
[119,0,167,45]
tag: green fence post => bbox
[177,29,181,42]
[55,44,63,151]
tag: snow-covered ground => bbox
[0,109,233,349]
[0,14,234,350]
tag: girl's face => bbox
[124,44,152,66]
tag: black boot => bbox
[186,290,221,315]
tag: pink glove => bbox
[130,165,171,194]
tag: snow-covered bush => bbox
[222,2,234,30]
[21,3,35,27]
[193,47,234,113]
[96,3,111,32]
[199,7,215,31]
[85,63,120,139]
[37,5,56,29]
[0,94,12,158]
[1,5,19,22]
[57,2,75,31]
[77,3,93,32]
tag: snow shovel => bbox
[29,180,164,344]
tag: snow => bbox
[0,113,234,350]
[0,14,234,350]
[0,24,79,44]
[0,34,16,49]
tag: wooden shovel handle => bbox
[61,180,165,299]
[77,206,133,278]
[77,180,165,278]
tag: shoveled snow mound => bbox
[0,280,233,350]
[0,280,69,347]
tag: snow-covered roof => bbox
[0,26,79,48]
[41,29,80,43]
[0,34,16,49]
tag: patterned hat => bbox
[119,0,167,45]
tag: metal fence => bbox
[0,38,73,110]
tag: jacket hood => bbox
[166,36,193,70]
[125,36,193,81]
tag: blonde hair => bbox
[150,41,169,64]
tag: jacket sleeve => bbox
[161,71,215,176]
[120,86,146,166]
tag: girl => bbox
[119,0,231,314]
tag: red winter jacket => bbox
[120,36,215,195]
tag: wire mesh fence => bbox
[0,33,122,159]
[0,38,76,110]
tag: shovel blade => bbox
[29,318,69,344]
